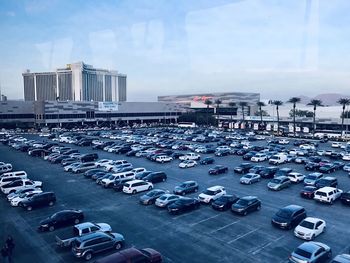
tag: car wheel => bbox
[182,192,186,196]
[27,206,32,211]
[194,188,198,193]
[249,181,252,185]
[74,218,80,224]
[162,178,166,182]
[327,251,332,259]
[311,234,315,240]
[148,186,152,190]
[114,242,122,250]
[49,201,54,206]
[132,190,137,194]
[84,252,92,261]
[256,205,261,211]
[49,225,55,232]
[322,226,326,233]
[243,211,248,216]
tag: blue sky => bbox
[1,0,350,101]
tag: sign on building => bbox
[296,127,301,132]
[98,102,119,112]
[303,127,309,133]
[234,123,239,129]
[273,124,278,131]
[253,123,259,130]
[266,124,271,131]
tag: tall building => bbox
[23,62,127,102]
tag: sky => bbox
[0,0,350,101]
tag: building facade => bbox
[23,62,127,102]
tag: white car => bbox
[314,187,343,204]
[299,144,315,150]
[132,168,147,175]
[251,153,267,162]
[10,190,43,207]
[155,155,173,163]
[316,150,326,156]
[179,160,197,169]
[104,160,129,171]
[198,186,226,204]
[294,217,326,240]
[343,164,350,172]
[179,153,200,161]
[216,146,231,151]
[1,179,43,194]
[95,159,113,168]
[7,187,38,201]
[342,154,350,161]
[278,139,289,145]
[287,172,305,183]
[331,142,343,148]
[122,180,153,194]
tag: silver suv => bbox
[71,231,124,261]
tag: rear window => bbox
[316,191,327,197]
[294,248,312,259]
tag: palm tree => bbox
[228,102,236,129]
[307,99,323,137]
[273,100,283,134]
[214,99,222,127]
[238,102,248,126]
[204,99,213,126]
[337,98,350,134]
[287,97,301,136]
[257,101,266,124]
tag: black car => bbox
[333,161,345,170]
[236,149,248,156]
[305,162,320,171]
[271,205,307,230]
[242,151,257,161]
[173,181,199,195]
[274,167,293,177]
[341,191,350,206]
[300,186,317,199]
[38,209,84,232]
[315,176,338,189]
[91,172,109,181]
[168,197,200,214]
[135,171,153,180]
[84,168,106,178]
[215,149,231,157]
[212,194,239,211]
[319,163,336,173]
[171,152,185,159]
[61,158,78,166]
[20,192,56,211]
[259,166,278,179]
[234,163,254,174]
[30,149,50,157]
[231,196,261,216]
[139,189,167,205]
[51,154,70,164]
[199,157,215,165]
[80,153,98,162]
[208,165,228,175]
[113,178,134,192]
[126,150,138,156]
[143,172,167,183]
[249,165,265,174]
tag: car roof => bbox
[183,180,196,184]
[207,185,224,191]
[297,242,323,253]
[240,196,257,201]
[303,217,322,224]
[76,231,108,242]
[283,204,304,212]
[316,186,338,192]
[75,222,96,230]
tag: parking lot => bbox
[1,130,350,263]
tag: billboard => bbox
[98,102,119,112]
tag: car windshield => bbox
[271,179,281,184]
[276,209,292,218]
[158,195,168,200]
[299,220,314,229]
[217,196,230,202]
[306,175,317,180]
[294,248,312,259]
[244,174,253,178]
[236,199,249,206]
[179,183,188,188]
[147,191,160,197]
[203,190,215,196]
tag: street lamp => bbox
[56,96,60,128]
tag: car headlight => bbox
[41,224,49,228]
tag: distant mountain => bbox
[296,93,350,106]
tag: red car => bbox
[95,247,162,263]
[300,186,317,199]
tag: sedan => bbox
[289,241,332,263]
[199,157,215,165]
[178,160,197,169]
[300,186,317,199]
[233,163,253,174]
[155,194,181,208]
[139,189,167,205]
[231,196,261,216]
[168,197,200,215]
[240,173,261,185]
[294,217,326,240]
[267,176,291,191]
[211,194,239,211]
[38,209,84,232]
[319,163,336,174]
[208,165,229,175]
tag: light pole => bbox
[56,97,60,129]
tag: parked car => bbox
[240,173,261,185]
[315,176,338,189]
[179,160,197,168]
[300,186,318,199]
[139,189,167,205]
[331,254,350,263]
[294,217,326,240]
[259,166,278,179]
[79,153,98,162]
[314,187,343,204]
[143,172,167,183]
[267,176,291,191]
[251,153,267,162]
[179,153,200,161]
[72,162,97,173]
[167,197,200,214]
[304,173,323,186]
[38,209,84,232]
[155,155,173,163]
[94,247,163,263]
[199,157,215,165]
[234,163,253,174]
[71,231,125,261]
[341,191,350,206]
[208,165,229,175]
[231,196,261,216]
[122,180,153,194]
[289,241,332,263]
[319,163,336,174]
[155,194,181,208]
[19,192,56,211]
[10,189,43,207]
[287,172,305,183]
[271,205,307,230]
[198,186,226,204]
[211,194,239,211]
[173,181,199,195]
[1,179,42,194]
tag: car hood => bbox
[294,225,313,235]
[110,233,125,241]
[96,223,112,232]
[40,217,52,225]
[268,182,279,187]
[231,203,246,210]
[174,186,185,192]
[140,195,153,201]
[272,215,290,224]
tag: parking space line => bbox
[189,214,220,227]
[209,219,240,234]
[227,227,260,244]
[250,235,284,255]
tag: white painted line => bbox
[250,235,284,255]
[210,220,240,234]
[189,214,220,227]
[227,227,260,244]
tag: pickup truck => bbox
[55,222,112,247]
